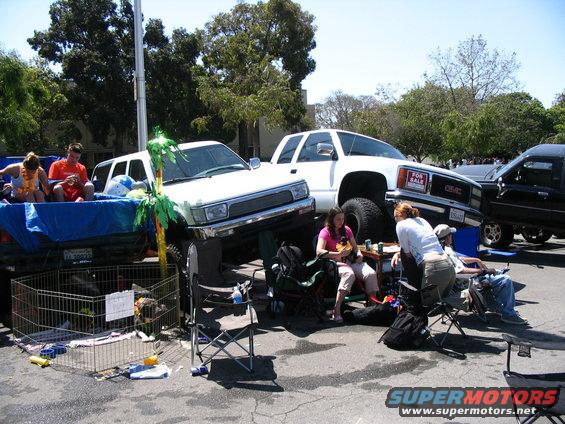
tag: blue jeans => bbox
[481,274,517,317]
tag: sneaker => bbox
[501,313,528,325]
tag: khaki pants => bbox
[421,258,455,306]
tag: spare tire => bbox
[341,197,384,242]
[521,228,553,244]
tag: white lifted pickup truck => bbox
[270,129,483,241]
[92,141,315,262]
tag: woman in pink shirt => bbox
[316,206,378,322]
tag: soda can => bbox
[377,242,384,254]
[364,239,372,250]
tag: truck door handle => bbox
[290,169,297,174]
[537,191,548,199]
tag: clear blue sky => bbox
[1,0,563,107]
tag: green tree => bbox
[391,83,451,162]
[29,0,136,155]
[486,92,553,154]
[426,35,520,111]
[195,0,316,159]
[0,51,72,154]
[144,20,234,143]
[548,90,565,143]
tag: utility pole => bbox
[134,0,148,151]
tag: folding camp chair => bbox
[271,244,337,320]
[398,273,467,350]
[186,241,257,374]
[502,334,565,423]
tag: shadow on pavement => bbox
[203,355,283,392]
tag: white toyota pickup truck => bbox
[269,129,483,241]
[92,141,315,262]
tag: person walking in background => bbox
[49,142,94,202]
[316,206,378,323]
[0,152,50,202]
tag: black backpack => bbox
[343,303,397,326]
[276,245,307,282]
[378,310,430,350]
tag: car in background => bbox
[454,144,565,248]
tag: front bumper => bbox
[385,190,483,227]
[192,196,316,242]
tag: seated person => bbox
[0,152,50,202]
[434,224,528,325]
[316,206,378,323]
[49,142,94,202]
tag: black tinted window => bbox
[129,159,147,182]
[338,131,405,159]
[277,135,302,164]
[297,132,334,163]
[513,160,555,187]
[111,161,127,178]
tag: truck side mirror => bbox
[316,143,334,157]
[496,176,507,198]
[249,157,261,169]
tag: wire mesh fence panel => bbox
[12,263,180,372]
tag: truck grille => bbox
[229,191,293,218]
[430,175,471,204]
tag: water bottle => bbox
[232,284,243,304]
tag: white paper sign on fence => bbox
[105,290,135,322]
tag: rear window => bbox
[92,162,112,192]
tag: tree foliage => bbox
[0,51,73,154]
[315,90,377,130]
[426,35,520,110]
[144,20,234,143]
[28,0,136,155]
[196,0,316,158]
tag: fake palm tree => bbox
[134,130,180,279]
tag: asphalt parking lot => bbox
[1,235,564,424]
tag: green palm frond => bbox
[147,128,185,170]
[134,183,178,230]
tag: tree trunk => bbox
[238,122,249,160]
[252,121,260,158]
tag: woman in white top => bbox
[391,202,455,306]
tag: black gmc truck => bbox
[454,144,565,248]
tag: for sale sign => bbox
[406,170,428,192]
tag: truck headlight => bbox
[290,182,309,200]
[472,187,482,197]
[204,203,228,221]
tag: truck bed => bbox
[0,196,150,274]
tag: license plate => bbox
[405,170,428,192]
[64,248,93,262]
[449,208,465,223]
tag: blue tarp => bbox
[0,195,149,252]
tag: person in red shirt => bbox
[49,143,94,202]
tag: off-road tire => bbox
[341,197,384,242]
[481,222,514,249]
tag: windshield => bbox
[337,132,406,160]
[162,144,249,183]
